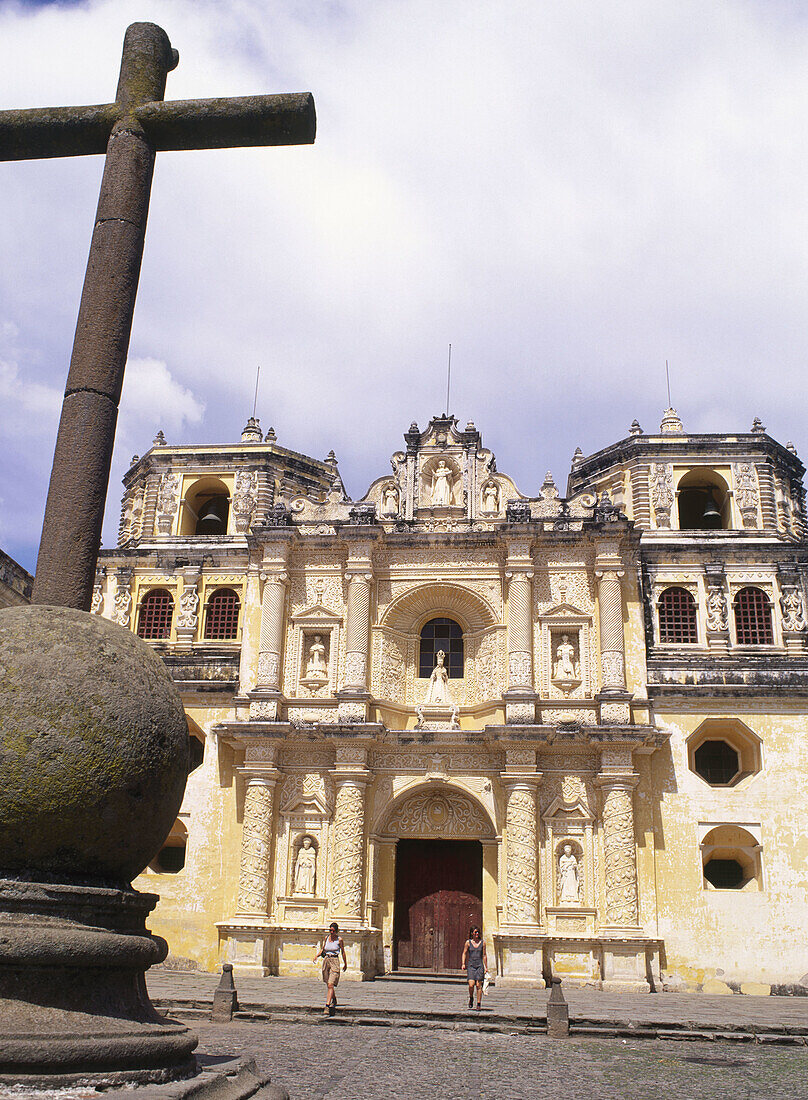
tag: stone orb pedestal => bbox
[0,605,197,1086]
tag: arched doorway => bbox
[380,785,496,973]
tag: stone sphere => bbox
[0,605,189,884]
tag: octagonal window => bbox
[687,718,762,788]
[693,740,740,785]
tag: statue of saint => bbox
[305,635,328,680]
[382,484,399,515]
[425,649,452,704]
[553,634,578,680]
[431,461,452,506]
[482,482,499,512]
[557,844,581,905]
[293,836,317,895]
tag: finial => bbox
[787,441,798,454]
[572,447,584,465]
[409,421,419,433]
[629,419,643,436]
[152,430,167,447]
[465,420,476,432]
[130,455,139,466]
[264,426,277,443]
[325,450,338,466]
[751,416,766,434]
[660,407,684,433]
[240,416,262,443]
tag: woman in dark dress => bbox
[461,924,488,1010]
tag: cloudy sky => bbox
[2,0,808,572]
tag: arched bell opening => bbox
[676,469,731,530]
[179,477,231,536]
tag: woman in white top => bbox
[314,921,347,1015]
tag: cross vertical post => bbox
[0,22,316,609]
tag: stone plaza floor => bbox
[188,1018,808,1100]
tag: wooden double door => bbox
[394,839,483,972]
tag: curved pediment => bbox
[380,785,496,839]
[380,581,499,633]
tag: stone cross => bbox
[0,22,315,610]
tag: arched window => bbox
[419,617,463,678]
[148,819,188,875]
[204,588,241,640]
[137,588,174,640]
[658,587,698,644]
[701,825,761,891]
[733,586,773,645]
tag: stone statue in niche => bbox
[425,649,452,704]
[557,844,581,905]
[431,461,453,506]
[382,484,399,516]
[293,836,317,895]
[482,482,499,513]
[305,635,328,681]
[552,634,581,693]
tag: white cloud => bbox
[2,0,808,565]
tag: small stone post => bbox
[546,977,569,1038]
[212,964,240,1022]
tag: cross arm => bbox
[0,104,118,160]
[0,92,315,162]
[137,92,316,150]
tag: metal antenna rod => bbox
[666,360,672,407]
[252,364,261,418]
[445,343,452,415]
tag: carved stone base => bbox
[0,880,197,1085]
[596,691,632,725]
[503,692,537,725]
[249,693,283,722]
[494,933,546,988]
[494,931,662,992]
[336,692,370,724]
[219,925,381,981]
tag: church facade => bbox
[95,410,808,993]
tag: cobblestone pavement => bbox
[189,1017,808,1100]
[147,971,808,1031]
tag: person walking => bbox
[314,921,347,1016]
[461,925,488,1010]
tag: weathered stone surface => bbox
[0,605,188,883]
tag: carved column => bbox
[595,768,640,930]
[339,539,375,722]
[235,765,280,919]
[329,752,370,929]
[113,567,133,629]
[141,471,160,537]
[596,568,625,693]
[505,544,536,724]
[778,563,808,654]
[343,573,372,691]
[501,772,541,928]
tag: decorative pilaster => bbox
[704,562,730,652]
[235,765,280,919]
[113,568,133,628]
[329,751,370,928]
[778,563,807,654]
[595,766,640,931]
[175,566,200,646]
[501,754,541,929]
[141,471,161,537]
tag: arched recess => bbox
[375,781,497,839]
[380,582,498,634]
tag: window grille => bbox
[733,586,773,645]
[657,586,698,644]
[204,588,240,640]
[419,617,464,678]
[137,588,174,639]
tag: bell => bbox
[701,495,721,529]
[196,498,226,535]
